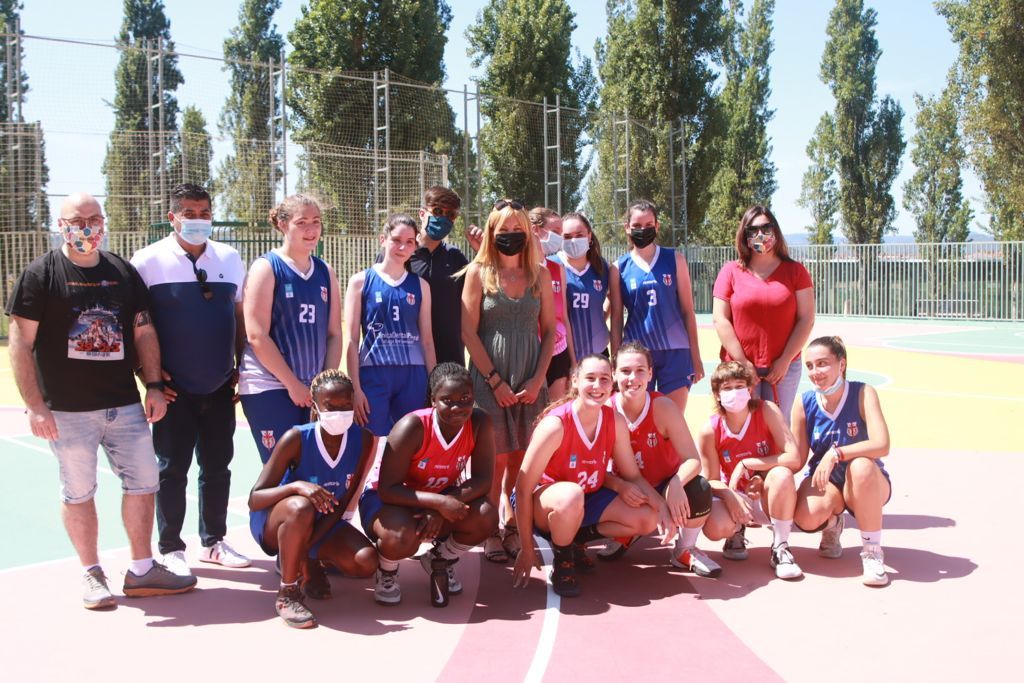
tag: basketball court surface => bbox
[2,315,1020,682]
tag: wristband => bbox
[145,381,166,391]
[486,368,499,381]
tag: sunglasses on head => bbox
[494,199,524,211]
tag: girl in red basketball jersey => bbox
[698,361,804,580]
[511,355,670,597]
[597,342,720,577]
[358,363,498,606]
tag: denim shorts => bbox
[50,403,159,504]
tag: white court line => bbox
[524,537,559,683]
[0,435,252,517]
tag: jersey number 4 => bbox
[299,303,317,324]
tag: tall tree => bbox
[937,0,1023,240]
[287,0,459,232]
[798,114,839,244]
[217,0,284,223]
[902,91,972,244]
[703,0,777,245]
[171,105,214,190]
[0,0,50,231]
[587,0,725,245]
[466,0,596,210]
[102,0,184,230]
[811,0,904,245]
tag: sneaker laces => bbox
[85,569,109,591]
[773,543,795,564]
[213,540,246,562]
[378,570,398,591]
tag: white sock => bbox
[438,536,475,561]
[861,530,882,547]
[771,518,793,547]
[280,579,299,588]
[129,558,154,576]
[680,525,701,550]
[342,510,355,522]
[378,556,400,572]
[83,563,101,574]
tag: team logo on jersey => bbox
[552,281,561,294]
[455,456,468,473]
[309,475,319,484]
[757,440,769,456]
[418,458,429,470]
[320,286,328,302]
[629,278,637,289]
[662,273,672,286]
[284,284,294,299]
[569,454,578,469]
[593,279,603,292]
[722,449,732,463]
[406,292,416,306]
[847,422,859,438]
[261,430,276,450]
[375,291,383,303]
[646,432,658,448]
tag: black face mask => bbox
[629,226,657,248]
[494,232,527,256]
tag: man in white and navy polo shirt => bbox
[131,183,250,578]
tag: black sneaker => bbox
[276,584,317,629]
[302,558,332,600]
[550,558,581,598]
[573,543,596,574]
[122,561,197,597]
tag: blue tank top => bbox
[359,267,426,367]
[280,422,365,501]
[616,247,690,351]
[559,254,610,357]
[802,381,888,475]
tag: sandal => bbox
[502,526,522,560]
[484,532,510,564]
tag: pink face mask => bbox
[63,225,103,255]
[719,387,751,413]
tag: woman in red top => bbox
[712,206,814,420]
[511,355,669,597]
[697,361,804,580]
[358,363,497,607]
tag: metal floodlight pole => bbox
[268,55,276,201]
[14,17,22,120]
[555,94,562,215]
[372,70,380,220]
[146,38,156,218]
[280,49,288,198]
[475,83,482,227]
[156,38,166,218]
[384,67,391,213]
[463,84,470,211]
[543,96,549,209]
[668,119,676,247]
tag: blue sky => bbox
[18,0,981,237]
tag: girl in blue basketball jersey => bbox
[344,214,436,441]
[792,336,892,587]
[249,370,377,628]
[610,199,703,413]
[557,212,610,357]
[239,195,344,463]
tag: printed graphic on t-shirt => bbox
[67,302,124,360]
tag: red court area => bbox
[3,317,1020,682]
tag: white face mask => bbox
[718,387,751,413]
[816,374,844,397]
[562,236,589,259]
[177,218,213,246]
[539,230,563,256]
[317,409,354,436]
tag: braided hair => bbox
[310,369,353,408]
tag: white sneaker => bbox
[199,540,252,568]
[160,550,193,577]
[819,513,845,559]
[670,543,722,577]
[722,527,748,561]
[374,568,402,605]
[860,545,889,586]
[770,543,803,580]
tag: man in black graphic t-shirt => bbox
[6,192,196,609]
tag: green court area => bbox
[882,322,1023,356]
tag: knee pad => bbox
[684,475,713,519]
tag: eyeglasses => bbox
[61,216,105,229]
[425,205,458,220]
[744,224,775,238]
[494,199,524,211]
[187,255,213,301]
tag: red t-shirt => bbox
[713,259,813,367]
[541,402,615,492]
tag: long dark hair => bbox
[735,205,793,268]
[561,211,606,277]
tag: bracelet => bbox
[145,381,166,391]
[490,379,505,393]
[832,445,843,462]
[485,368,499,381]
